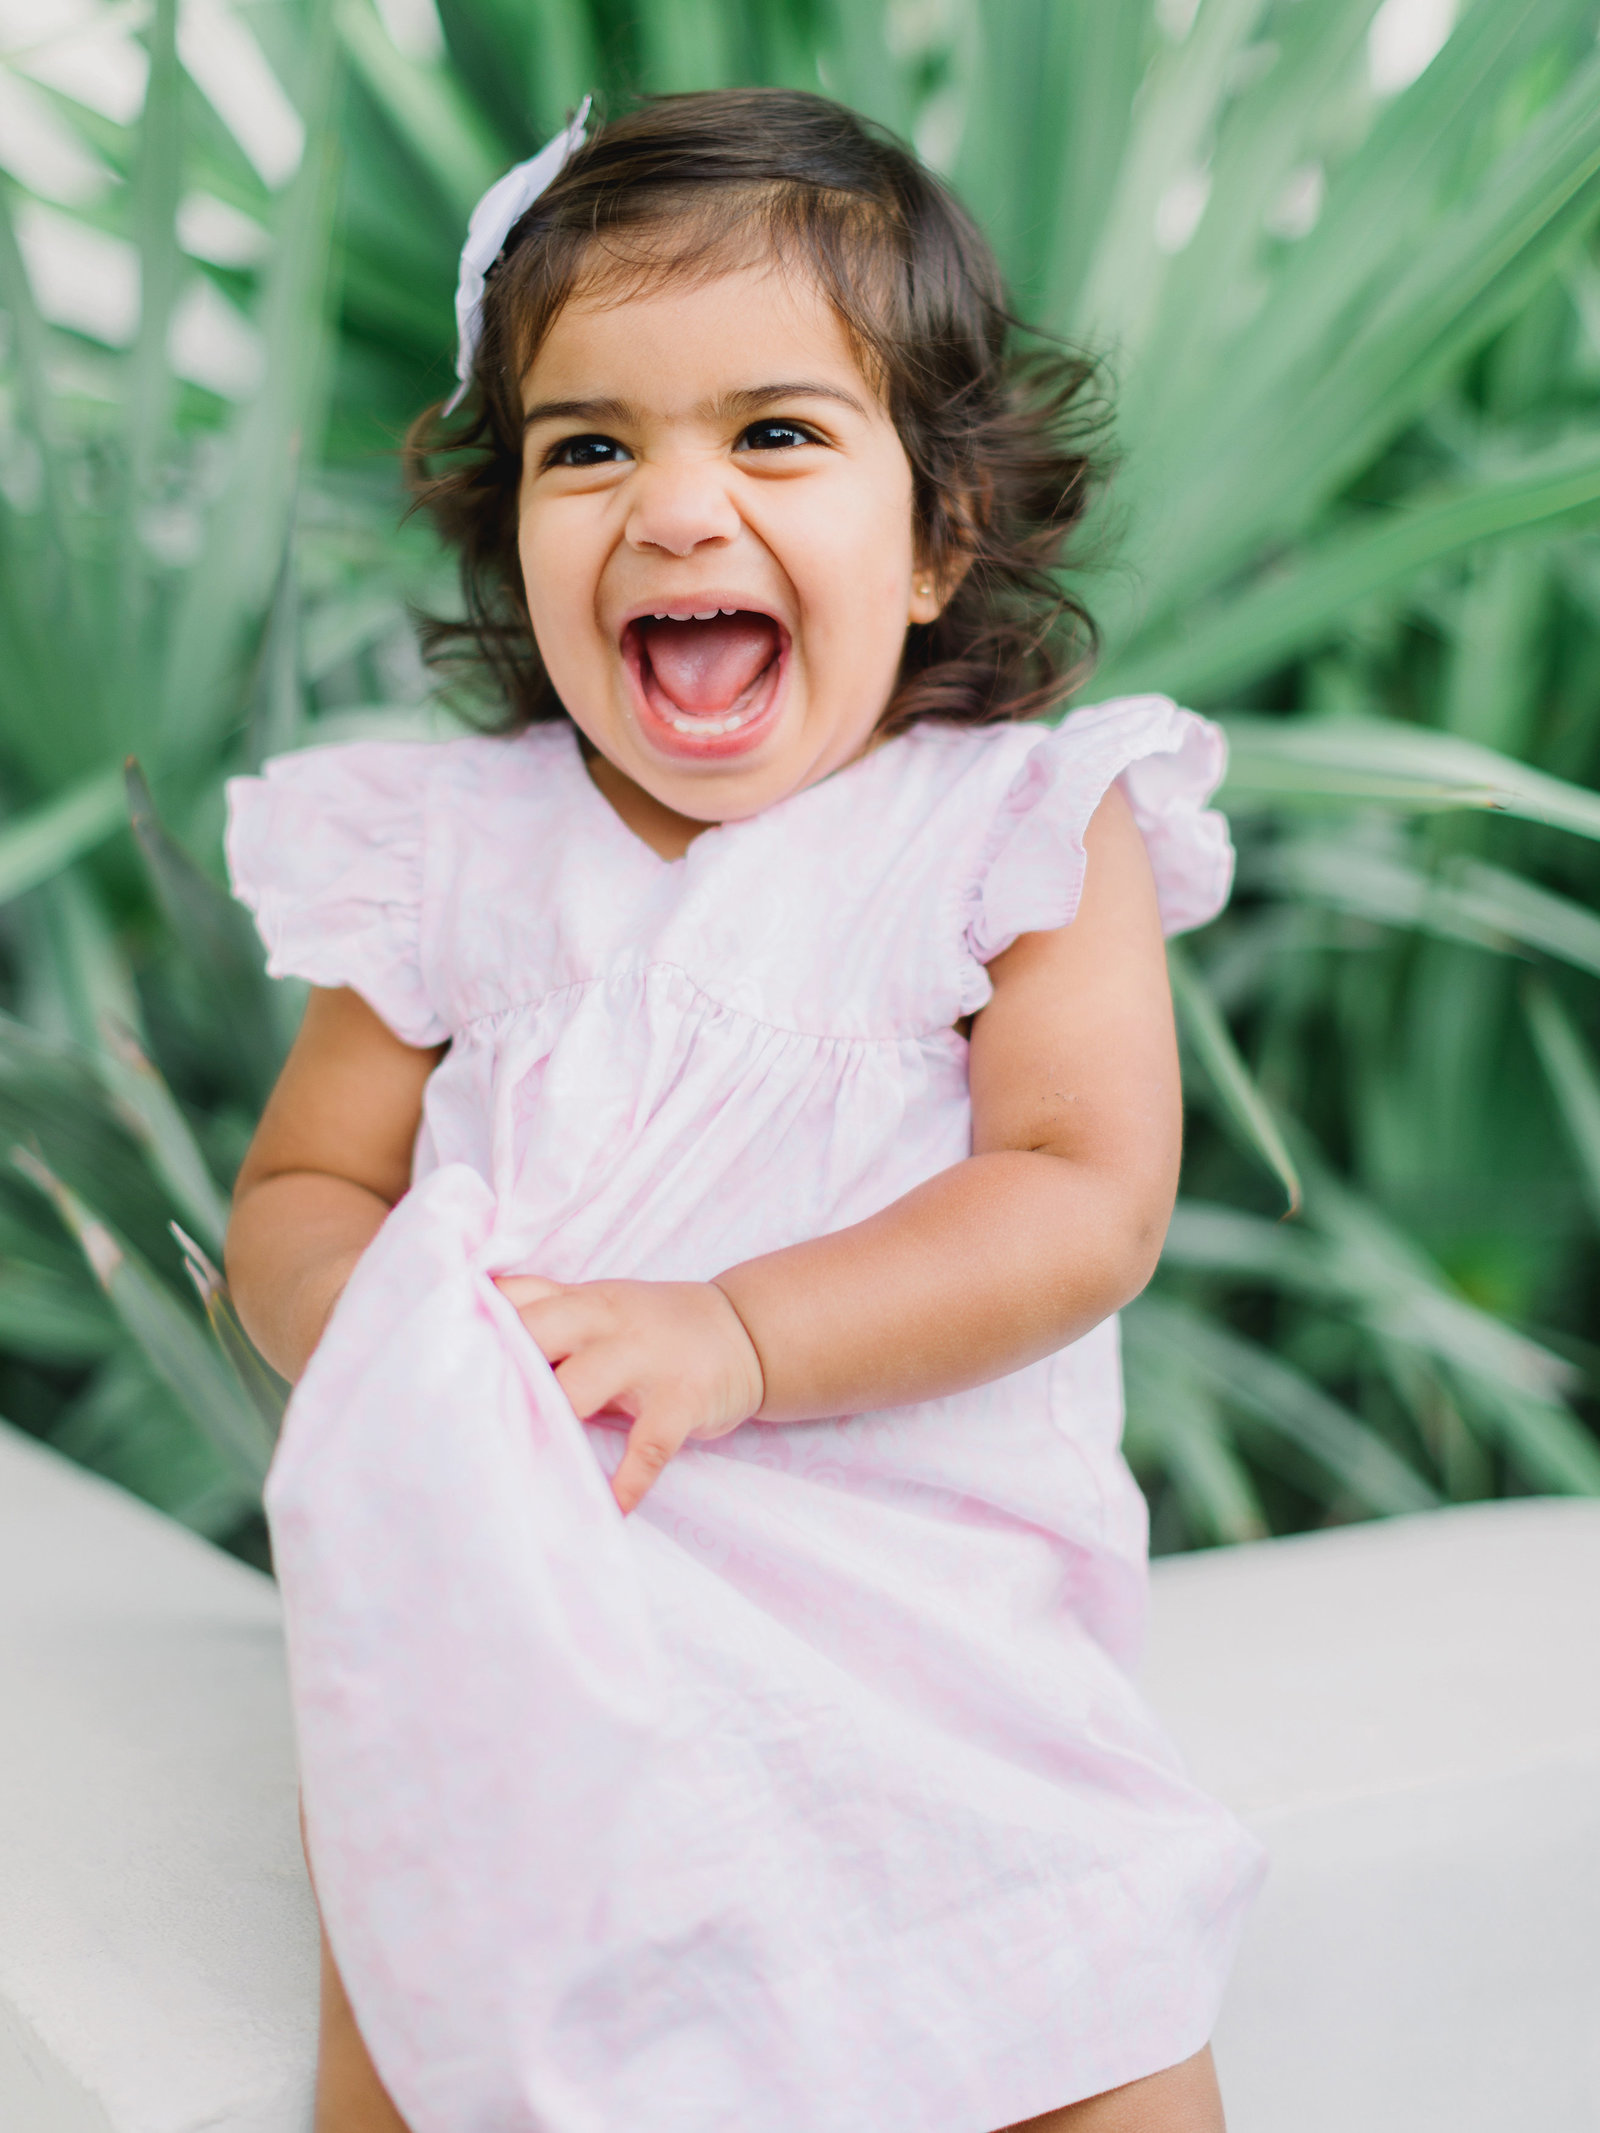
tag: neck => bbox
[580,741,711,862]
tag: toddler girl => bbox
[225,87,1264,2133]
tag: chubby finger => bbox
[611,1417,688,1516]
[494,1273,564,1309]
[509,1290,610,1364]
[552,1349,634,1424]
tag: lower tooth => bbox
[669,713,745,735]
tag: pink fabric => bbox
[226,700,1263,2133]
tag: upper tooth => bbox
[720,607,736,615]
[692,610,716,620]
[653,612,667,619]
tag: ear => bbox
[908,542,975,626]
[909,481,985,625]
[908,570,944,627]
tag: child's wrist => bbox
[708,1277,767,1422]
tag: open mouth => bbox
[620,607,787,758]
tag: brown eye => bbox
[737,420,818,452]
[548,434,631,468]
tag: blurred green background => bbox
[2,0,1600,1565]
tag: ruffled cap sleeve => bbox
[224,741,447,1047]
[965,695,1233,968]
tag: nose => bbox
[623,456,740,558]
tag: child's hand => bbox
[493,1275,765,1514]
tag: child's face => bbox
[517,252,941,822]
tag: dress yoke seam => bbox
[446,959,974,1051]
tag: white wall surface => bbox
[1,1420,1597,2131]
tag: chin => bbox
[632,736,798,820]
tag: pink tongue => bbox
[640,613,777,714]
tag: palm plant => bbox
[0,0,337,1552]
[1,0,1598,1558]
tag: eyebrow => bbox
[716,381,871,420]
[521,395,638,432]
[521,380,870,432]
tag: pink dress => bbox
[227,695,1264,2133]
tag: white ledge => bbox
[1143,1500,1600,2130]
[1,1422,1597,2131]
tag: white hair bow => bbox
[446,96,592,415]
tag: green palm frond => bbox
[2,0,1599,1555]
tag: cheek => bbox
[792,466,916,628]
[856,461,918,609]
[517,504,599,657]
[516,505,558,621]
[823,530,917,678]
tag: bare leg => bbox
[1000,2047,1225,2133]
[300,1801,411,2133]
[315,1921,413,2133]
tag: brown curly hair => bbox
[405,88,1112,734]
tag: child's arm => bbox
[226,986,444,1380]
[718,782,1179,1415]
[502,784,1181,1510]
